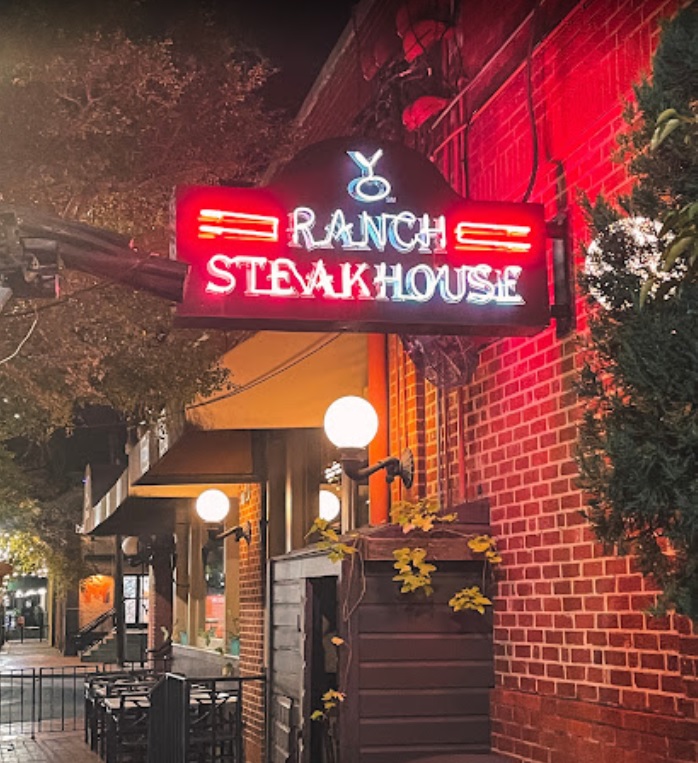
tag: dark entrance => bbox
[307,576,338,763]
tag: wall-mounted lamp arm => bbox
[340,447,414,488]
[214,520,252,544]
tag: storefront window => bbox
[123,574,149,626]
[204,536,225,639]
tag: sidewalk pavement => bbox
[0,733,101,763]
[0,641,84,672]
[0,641,101,763]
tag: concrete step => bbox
[81,631,146,663]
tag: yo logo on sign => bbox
[346,150,392,203]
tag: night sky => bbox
[0,0,355,114]
[232,1,355,112]
[142,0,355,111]
[0,0,357,115]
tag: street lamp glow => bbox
[324,396,379,449]
[196,489,230,523]
[319,489,341,522]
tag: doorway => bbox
[307,576,338,763]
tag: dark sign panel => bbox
[173,138,549,335]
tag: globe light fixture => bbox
[319,489,341,522]
[324,395,379,449]
[323,396,414,488]
[121,536,140,557]
[196,489,230,523]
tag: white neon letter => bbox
[387,212,418,253]
[347,150,392,203]
[417,214,447,253]
[302,259,340,299]
[467,265,495,304]
[321,210,355,250]
[228,256,270,295]
[404,264,437,303]
[436,265,468,304]
[496,266,525,304]
[373,263,405,302]
[268,258,299,296]
[357,212,387,251]
[290,207,318,249]
[340,262,373,299]
[205,254,237,295]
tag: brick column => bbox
[238,484,265,763]
[148,534,174,653]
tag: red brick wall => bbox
[386,1,698,760]
[148,535,174,654]
[290,0,698,758]
[238,483,265,763]
[297,0,404,147]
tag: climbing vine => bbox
[448,586,493,614]
[392,547,437,595]
[306,518,358,562]
[390,497,457,533]
[389,501,501,611]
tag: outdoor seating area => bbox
[84,670,252,763]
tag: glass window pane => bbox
[124,600,136,624]
[124,576,137,599]
[205,540,225,594]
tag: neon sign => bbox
[174,138,549,335]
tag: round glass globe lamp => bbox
[324,396,379,449]
[196,489,230,523]
[121,536,139,557]
[319,489,341,522]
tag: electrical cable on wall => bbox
[429,3,542,162]
[521,1,540,202]
[0,308,38,366]
[186,333,342,411]
[461,116,472,199]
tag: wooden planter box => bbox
[269,500,498,763]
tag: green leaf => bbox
[656,108,679,124]
[663,236,694,271]
[651,118,681,150]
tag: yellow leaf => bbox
[467,534,493,553]
[330,636,344,646]
[485,550,502,565]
